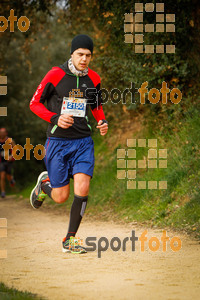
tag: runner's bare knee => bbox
[74,180,90,196]
[52,187,70,204]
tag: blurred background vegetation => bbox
[0,0,199,237]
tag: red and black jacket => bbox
[30,61,105,139]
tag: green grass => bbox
[17,184,34,199]
[0,282,43,300]
[89,102,200,238]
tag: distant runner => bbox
[29,34,108,253]
[0,127,15,198]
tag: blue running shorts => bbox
[44,136,95,188]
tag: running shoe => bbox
[62,236,87,254]
[10,178,16,187]
[1,191,6,198]
[30,171,49,209]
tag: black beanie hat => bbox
[70,34,93,54]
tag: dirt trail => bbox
[0,197,200,300]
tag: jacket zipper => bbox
[51,72,92,134]
[76,76,79,88]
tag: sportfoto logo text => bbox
[86,81,182,105]
[2,138,45,161]
[0,9,30,32]
[84,230,182,258]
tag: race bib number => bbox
[61,97,87,117]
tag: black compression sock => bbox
[66,194,88,240]
[41,181,53,199]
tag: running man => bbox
[0,127,16,198]
[30,35,108,254]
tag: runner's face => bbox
[71,48,92,71]
[0,129,7,139]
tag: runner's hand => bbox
[58,114,74,129]
[96,120,108,136]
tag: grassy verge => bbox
[89,100,200,238]
[0,282,43,300]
